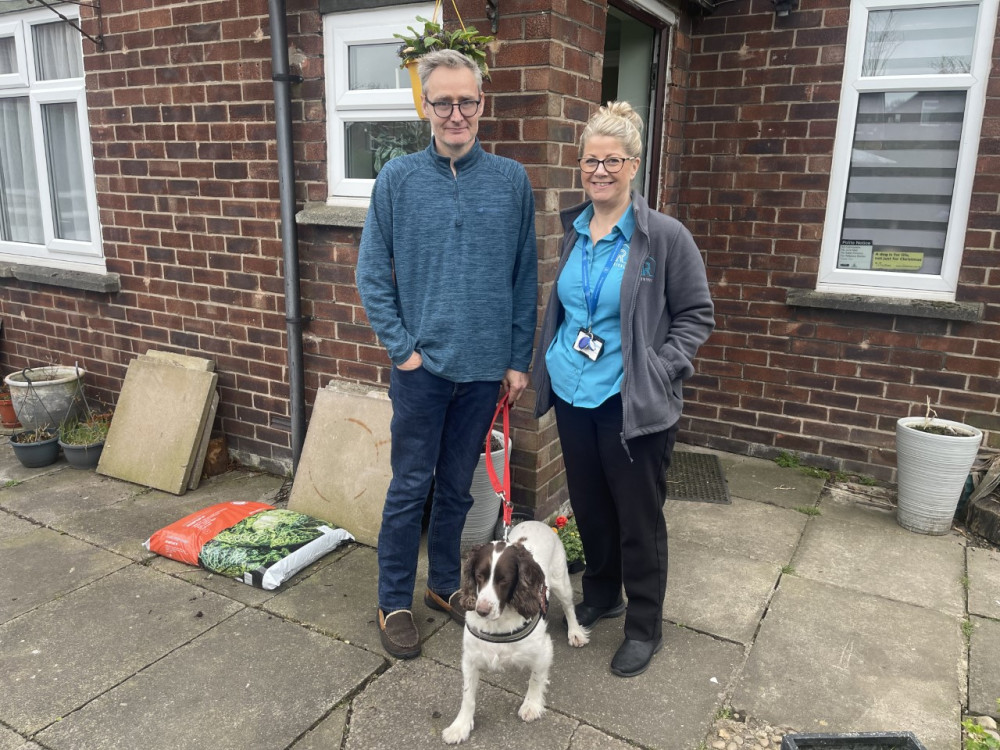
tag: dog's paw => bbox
[567,627,589,647]
[518,699,545,723]
[442,719,473,745]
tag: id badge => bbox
[573,328,604,361]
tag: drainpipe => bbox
[268,0,307,472]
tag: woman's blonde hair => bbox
[580,101,644,159]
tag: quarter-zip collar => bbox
[427,137,484,177]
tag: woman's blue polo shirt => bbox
[545,204,634,408]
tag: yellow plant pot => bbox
[405,60,426,120]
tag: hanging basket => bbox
[895,416,983,535]
[405,60,427,119]
[3,366,86,432]
[10,429,60,468]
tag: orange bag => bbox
[145,501,273,565]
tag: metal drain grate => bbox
[665,452,731,504]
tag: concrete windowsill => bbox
[786,290,983,322]
[0,263,121,293]
[296,202,368,229]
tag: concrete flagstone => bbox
[36,608,382,750]
[568,724,645,750]
[968,616,1000,718]
[794,495,965,616]
[0,564,242,734]
[0,510,38,542]
[733,575,964,750]
[0,443,65,484]
[708,450,828,509]
[289,705,348,750]
[0,468,144,527]
[666,495,808,565]
[665,537,781,644]
[288,383,392,547]
[347,658,580,750]
[0,726,40,750]
[967,546,1000,619]
[0,526,130,623]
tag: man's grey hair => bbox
[417,49,483,92]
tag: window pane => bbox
[41,101,90,241]
[863,7,978,76]
[836,90,964,275]
[0,36,16,75]
[32,21,82,80]
[349,43,409,90]
[0,97,44,244]
[344,120,430,179]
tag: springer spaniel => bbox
[442,520,589,745]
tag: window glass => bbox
[0,96,43,244]
[837,90,963,275]
[32,21,82,80]
[0,37,16,75]
[863,7,978,76]
[42,101,90,241]
[345,120,431,179]
[349,43,410,91]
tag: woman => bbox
[533,101,714,677]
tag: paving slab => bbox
[263,543,450,652]
[0,510,38,542]
[568,724,640,750]
[713,452,828,510]
[57,470,285,561]
[666,495,808,565]
[0,468,143,527]
[0,526,129,624]
[967,546,1000,619]
[733,575,964,750]
[0,443,67,484]
[290,705,348,750]
[0,564,242,734]
[288,383,392,547]
[36,608,382,750]
[423,612,742,750]
[796,495,965,616]
[666,537,781,644]
[97,357,218,495]
[0,726,30,750]
[968,616,1000,719]
[347,658,579,750]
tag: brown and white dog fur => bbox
[442,520,589,744]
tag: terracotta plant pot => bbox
[0,393,20,429]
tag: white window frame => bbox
[0,6,103,271]
[323,4,433,204]
[817,0,999,300]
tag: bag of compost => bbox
[145,502,354,590]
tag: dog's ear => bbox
[459,543,487,611]
[508,544,546,620]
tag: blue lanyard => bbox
[581,234,626,330]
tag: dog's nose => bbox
[476,600,492,616]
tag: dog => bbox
[442,520,589,745]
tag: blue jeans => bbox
[377,366,501,612]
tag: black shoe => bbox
[572,599,626,628]
[610,636,663,677]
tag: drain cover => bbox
[666,452,730,503]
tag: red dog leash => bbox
[484,393,513,541]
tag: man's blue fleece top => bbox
[356,139,537,383]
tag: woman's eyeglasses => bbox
[425,99,481,118]
[578,156,636,173]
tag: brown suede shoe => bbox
[378,608,421,659]
[424,588,468,625]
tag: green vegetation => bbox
[774,452,800,468]
[962,716,1000,750]
[781,565,796,575]
[394,16,493,78]
[962,619,974,641]
[59,414,111,446]
[794,506,821,516]
[555,515,585,564]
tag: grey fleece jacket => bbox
[533,192,715,440]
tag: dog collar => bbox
[465,612,542,644]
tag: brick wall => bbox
[676,1,1000,480]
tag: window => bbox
[0,8,102,269]
[818,0,998,299]
[324,5,433,202]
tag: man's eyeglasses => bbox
[425,99,481,118]
[578,156,636,173]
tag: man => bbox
[356,49,537,659]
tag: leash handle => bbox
[484,394,512,540]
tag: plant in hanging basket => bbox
[12,424,56,444]
[394,15,493,80]
[9,425,59,468]
[58,411,111,447]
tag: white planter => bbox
[4,366,86,432]
[895,416,982,535]
[462,429,511,547]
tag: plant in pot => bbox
[9,424,60,469]
[58,410,111,470]
[895,398,983,535]
[554,515,586,573]
[3,364,86,432]
[394,0,493,118]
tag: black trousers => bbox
[554,394,678,642]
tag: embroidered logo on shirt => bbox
[614,244,629,270]
[640,257,656,280]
